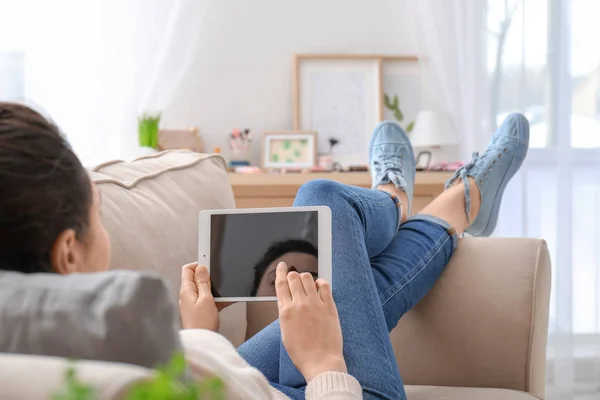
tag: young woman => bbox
[0,102,529,399]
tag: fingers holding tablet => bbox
[275,262,292,305]
[180,262,199,301]
[178,263,220,332]
[301,272,318,297]
[194,264,212,296]
[275,261,324,302]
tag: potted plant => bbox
[384,94,414,133]
[138,113,161,149]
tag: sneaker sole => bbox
[468,116,530,236]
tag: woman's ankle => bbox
[377,183,409,223]
[447,177,481,224]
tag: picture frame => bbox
[262,130,317,170]
[293,54,419,166]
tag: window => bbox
[489,0,600,336]
[571,0,600,148]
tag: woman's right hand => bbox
[275,261,347,382]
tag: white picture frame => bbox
[294,55,381,166]
[261,130,317,169]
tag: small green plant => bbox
[138,113,161,149]
[384,93,415,133]
[53,353,224,400]
[52,365,95,400]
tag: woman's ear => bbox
[50,229,80,274]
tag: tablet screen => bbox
[210,211,318,297]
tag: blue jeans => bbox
[238,180,457,399]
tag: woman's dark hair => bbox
[250,239,318,296]
[0,102,91,273]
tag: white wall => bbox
[164,0,416,164]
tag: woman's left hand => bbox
[179,262,221,331]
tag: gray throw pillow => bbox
[0,270,181,369]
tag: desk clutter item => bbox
[228,128,253,168]
[426,161,464,171]
[158,127,203,152]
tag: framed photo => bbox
[293,54,419,166]
[262,131,317,169]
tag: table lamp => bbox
[410,110,459,170]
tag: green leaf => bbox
[272,154,280,162]
[293,149,301,157]
[405,121,415,133]
[384,93,392,108]
[300,139,308,146]
[198,377,225,400]
[394,109,404,122]
[52,365,96,400]
[163,353,186,377]
[283,140,291,149]
[392,95,399,108]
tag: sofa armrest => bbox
[390,238,551,398]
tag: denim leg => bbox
[237,320,281,383]
[370,215,458,332]
[240,180,457,399]
[282,180,407,398]
[239,180,401,397]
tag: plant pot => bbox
[138,118,160,149]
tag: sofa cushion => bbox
[0,353,150,400]
[0,270,180,369]
[90,151,234,293]
[90,150,246,346]
[405,385,541,400]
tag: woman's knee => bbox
[294,179,347,206]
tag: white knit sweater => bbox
[180,329,362,399]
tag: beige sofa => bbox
[0,151,551,400]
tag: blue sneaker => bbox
[446,113,530,236]
[369,121,416,218]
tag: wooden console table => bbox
[228,172,452,214]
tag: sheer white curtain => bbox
[413,0,600,399]
[1,0,212,166]
[412,0,490,161]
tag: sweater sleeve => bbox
[306,372,363,400]
[179,329,274,400]
[270,372,362,400]
[180,329,362,400]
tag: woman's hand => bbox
[275,261,347,382]
[179,262,220,332]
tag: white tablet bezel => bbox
[198,206,332,302]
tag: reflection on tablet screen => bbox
[210,211,318,298]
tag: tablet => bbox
[198,207,332,302]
